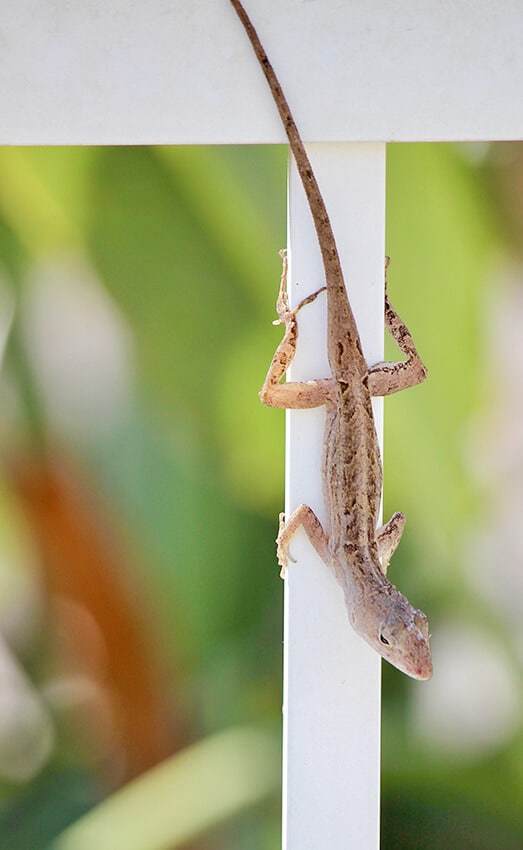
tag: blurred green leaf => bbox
[52,726,279,850]
[385,143,499,586]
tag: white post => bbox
[283,143,386,850]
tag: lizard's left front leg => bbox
[376,511,405,574]
[367,259,428,397]
[277,505,330,577]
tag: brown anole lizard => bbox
[230,0,432,679]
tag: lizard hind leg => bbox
[367,258,428,397]
[272,250,326,331]
[259,251,332,410]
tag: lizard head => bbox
[352,587,433,680]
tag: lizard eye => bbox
[379,633,390,646]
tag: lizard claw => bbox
[274,251,291,324]
[277,511,297,578]
[278,549,297,579]
[274,247,326,326]
[384,255,391,295]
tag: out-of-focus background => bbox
[0,142,522,849]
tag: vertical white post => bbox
[282,143,386,850]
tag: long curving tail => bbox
[229,0,363,363]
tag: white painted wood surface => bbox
[283,144,385,850]
[1,0,522,144]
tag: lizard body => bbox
[230,0,432,679]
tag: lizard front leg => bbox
[367,258,428,397]
[277,504,330,577]
[259,251,334,409]
[376,511,406,574]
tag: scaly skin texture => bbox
[230,0,432,679]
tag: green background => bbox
[0,141,522,848]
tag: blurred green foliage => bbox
[0,140,521,849]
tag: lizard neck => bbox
[230,0,365,378]
[337,548,389,623]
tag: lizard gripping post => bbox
[230,0,432,679]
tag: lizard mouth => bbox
[413,662,433,681]
[406,647,433,680]
[389,654,432,680]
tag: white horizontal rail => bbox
[1,0,522,144]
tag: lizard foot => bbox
[276,511,296,578]
[273,249,325,328]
